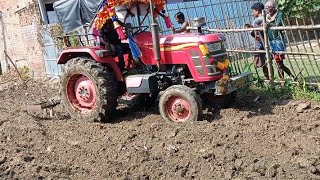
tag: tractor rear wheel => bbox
[60,57,118,122]
[159,85,202,125]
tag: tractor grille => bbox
[203,41,228,75]
[190,49,224,76]
[190,50,205,75]
[206,53,227,76]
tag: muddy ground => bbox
[0,77,320,180]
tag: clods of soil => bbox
[0,78,320,180]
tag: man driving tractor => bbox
[171,12,190,34]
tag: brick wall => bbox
[0,0,46,78]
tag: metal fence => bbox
[47,0,320,86]
[157,0,320,85]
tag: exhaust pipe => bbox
[149,0,161,68]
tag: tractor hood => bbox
[135,32,226,47]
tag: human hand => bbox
[265,23,270,28]
[255,35,262,41]
[244,23,253,28]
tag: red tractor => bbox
[54,0,250,125]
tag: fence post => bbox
[262,10,274,88]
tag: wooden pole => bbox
[186,24,320,33]
[262,10,274,88]
[149,0,161,68]
[137,3,142,31]
[0,11,10,72]
[226,49,320,56]
[84,27,90,45]
[4,51,27,88]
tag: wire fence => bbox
[156,0,320,85]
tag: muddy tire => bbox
[60,57,118,122]
[159,85,202,125]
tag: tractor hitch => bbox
[21,98,61,118]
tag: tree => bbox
[277,0,320,18]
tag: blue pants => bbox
[113,43,130,71]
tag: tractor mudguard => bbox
[57,46,124,81]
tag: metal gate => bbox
[42,27,62,77]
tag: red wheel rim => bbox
[66,74,97,114]
[166,96,191,123]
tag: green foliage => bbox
[293,78,320,101]
[241,62,266,87]
[247,78,320,102]
[69,33,81,47]
[37,23,82,50]
[20,66,30,81]
[243,62,254,73]
[49,24,64,49]
[277,0,320,18]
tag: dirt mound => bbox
[0,80,320,179]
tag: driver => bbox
[171,12,190,34]
[99,18,131,72]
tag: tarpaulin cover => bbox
[53,0,103,33]
[107,0,182,6]
[54,0,182,33]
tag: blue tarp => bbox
[53,0,103,33]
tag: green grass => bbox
[294,90,320,101]
[230,54,320,83]
[239,83,320,102]
[229,54,320,102]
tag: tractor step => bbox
[117,93,143,107]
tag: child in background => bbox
[246,2,270,80]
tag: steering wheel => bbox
[132,26,149,35]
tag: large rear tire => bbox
[60,57,118,122]
[159,85,202,126]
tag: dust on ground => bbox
[0,77,320,180]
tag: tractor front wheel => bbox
[159,85,202,125]
[60,57,118,122]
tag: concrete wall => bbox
[0,0,45,78]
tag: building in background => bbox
[0,0,59,78]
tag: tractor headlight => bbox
[206,42,222,53]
